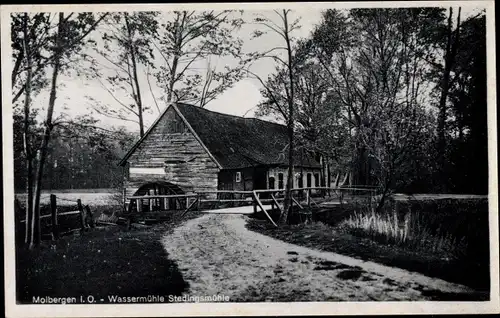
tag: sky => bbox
[25,9,323,133]
[16,4,486,134]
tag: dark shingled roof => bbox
[175,103,321,170]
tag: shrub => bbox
[340,198,488,261]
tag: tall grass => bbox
[340,199,487,260]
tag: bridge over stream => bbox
[124,186,378,226]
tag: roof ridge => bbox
[176,102,286,128]
[248,116,285,128]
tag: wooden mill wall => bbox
[123,107,219,199]
[217,167,256,192]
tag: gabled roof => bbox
[119,102,321,169]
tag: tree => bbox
[11,12,53,245]
[45,121,135,190]
[246,9,301,224]
[89,12,159,137]
[13,114,136,191]
[436,7,462,184]
[28,12,108,248]
[153,10,246,107]
[20,13,34,244]
[258,39,356,186]
[11,13,52,105]
[310,8,446,208]
[446,14,487,193]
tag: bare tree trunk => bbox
[30,12,64,248]
[199,59,214,107]
[167,55,179,103]
[280,10,295,225]
[21,13,34,246]
[437,7,461,184]
[166,12,185,104]
[125,14,144,137]
[320,154,326,187]
[375,159,396,213]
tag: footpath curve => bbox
[161,214,476,301]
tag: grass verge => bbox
[16,210,202,304]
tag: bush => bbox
[340,198,488,261]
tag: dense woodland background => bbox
[12,8,487,194]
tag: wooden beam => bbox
[309,196,320,208]
[200,199,250,203]
[180,198,199,218]
[57,210,81,216]
[77,199,85,232]
[127,200,134,230]
[85,205,95,228]
[96,221,118,226]
[198,190,254,194]
[253,192,258,214]
[292,197,303,209]
[127,194,198,199]
[21,214,53,221]
[253,191,278,227]
[270,194,283,217]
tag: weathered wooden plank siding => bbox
[124,107,219,198]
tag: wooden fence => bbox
[16,194,94,241]
[125,186,378,227]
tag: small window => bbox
[236,171,241,183]
[314,173,320,187]
[306,173,312,188]
[268,177,275,189]
[278,173,284,189]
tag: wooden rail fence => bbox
[16,194,94,241]
[125,186,378,227]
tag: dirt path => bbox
[161,214,477,301]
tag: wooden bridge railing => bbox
[125,186,377,226]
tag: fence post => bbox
[197,194,201,211]
[253,193,260,214]
[50,194,59,240]
[306,189,311,208]
[77,199,85,232]
[127,200,134,230]
[137,199,142,214]
[84,205,94,228]
[122,187,126,211]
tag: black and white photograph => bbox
[2,1,498,317]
